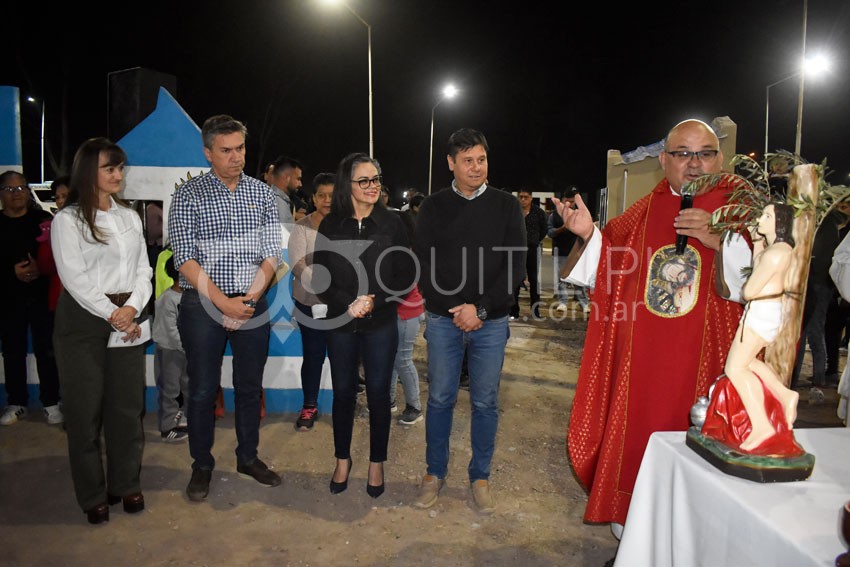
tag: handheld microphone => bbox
[676,193,693,255]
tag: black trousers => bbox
[511,245,540,316]
[0,296,60,407]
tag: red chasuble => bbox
[567,179,743,525]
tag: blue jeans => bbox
[390,314,423,411]
[326,319,398,463]
[178,290,270,470]
[424,312,509,482]
[295,300,328,407]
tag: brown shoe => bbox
[85,503,109,525]
[471,479,496,514]
[413,474,444,509]
[107,492,145,513]
[121,493,145,514]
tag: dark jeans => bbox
[512,245,540,317]
[0,296,60,407]
[326,319,397,463]
[792,282,833,387]
[824,293,848,377]
[178,290,270,471]
[295,300,327,407]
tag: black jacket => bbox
[314,205,416,332]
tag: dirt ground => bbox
[1,253,844,566]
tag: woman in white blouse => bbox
[51,138,152,525]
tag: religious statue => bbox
[683,156,850,482]
[699,203,805,458]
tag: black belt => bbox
[106,292,132,307]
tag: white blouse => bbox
[51,199,153,320]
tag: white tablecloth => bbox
[615,428,849,567]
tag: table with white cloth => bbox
[614,427,849,567]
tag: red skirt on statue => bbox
[701,375,805,457]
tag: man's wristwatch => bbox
[475,304,488,321]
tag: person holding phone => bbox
[0,171,62,427]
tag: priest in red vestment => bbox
[554,119,746,527]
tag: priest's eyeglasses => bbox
[665,150,720,162]
[353,176,383,189]
[1,185,29,193]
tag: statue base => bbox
[686,427,815,483]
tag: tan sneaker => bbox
[413,474,444,509]
[471,479,496,514]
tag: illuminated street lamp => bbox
[320,0,373,158]
[428,84,458,195]
[765,0,831,161]
[763,53,829,161]
[795,50,829,156]
[26,96,45,182]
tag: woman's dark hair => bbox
[50,174,74,207]
[410,193,425,209]
[69,137,127,243]
[50,175,71,193]
[394,209,415,242]
[331,152,382,219]
[312,172,336,188]
[772,203,795,248]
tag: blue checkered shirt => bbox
[169,171,282,294]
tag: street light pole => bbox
[428,105,437,196]
[765,74,798,163]
[764,50,829,164]
[427,85,458,196]
[795,0,808,156]
[339,3,373,158]
[764,84,770,161]
[27,96,45,182]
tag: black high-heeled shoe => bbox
[366,462,384,499]
[329,457,352,494]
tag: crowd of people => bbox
[0,116,846,553]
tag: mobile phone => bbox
[243,299,257,308]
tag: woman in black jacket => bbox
[313,152,415,498]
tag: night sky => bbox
[6,0,850,202]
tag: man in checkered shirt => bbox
[168,114,283,502]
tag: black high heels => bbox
[366,462,384,499]
[329,458,352,494]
